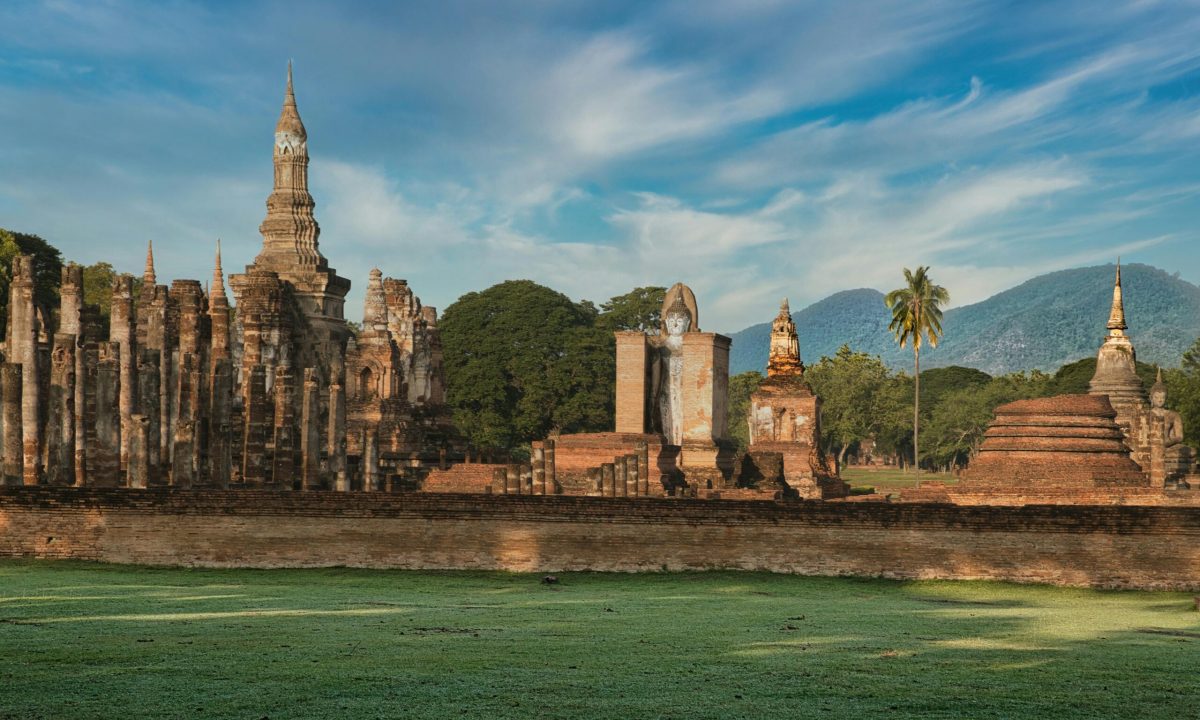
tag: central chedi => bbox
[232,63,352,362]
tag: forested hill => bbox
[728,263,1200,376]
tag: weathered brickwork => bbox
[744,300,846,499]
[0,66,457,493]
[2,487,1199,590]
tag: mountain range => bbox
[727,263,1200,376]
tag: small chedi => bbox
[550,283,735,495]
[0,66,458,491]
[734,299,846,499]
[1088,263,1196,488]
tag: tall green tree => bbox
[726,371,764,453]
[884,266,949,481]
[440,280,614,452]
[78,262,144,335]
[806,345,900,469]
[0,228,64,332]
[1164,335,1200,450]
[597,286,666,333]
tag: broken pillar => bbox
[2,364,23,486]
[300,368,321,490]
[111,274,137,472]
[208,358,233,488]
[87,342,121,487]
[271,367,296,488]
[136,350,161,482]
[44,334,76,486]
[328,379,347,491]
[241,364,269,486]
[127,414,150,489]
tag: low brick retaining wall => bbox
[2,487,1198,590]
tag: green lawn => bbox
[1,561,1198,719]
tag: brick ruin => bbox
[735,299,847,499]
[0,66,457,491]
[545,283,737,497]
[1087,263,1197,488]
[1,70,1197,512]
[900,265,1199,504]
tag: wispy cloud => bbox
[0,0,1197,331]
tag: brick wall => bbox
[2,487,1198,590]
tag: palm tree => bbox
[884,266,949,484]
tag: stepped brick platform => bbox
[899,394,1162,506]
[961,394,1149,488]
[551,433,679,494]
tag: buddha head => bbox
[663,295,692,337]
[1151,369,1167,409]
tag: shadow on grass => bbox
[1,560,1197,719]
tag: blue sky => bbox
[1,1,1198,332]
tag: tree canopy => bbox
[596,286,666,333]
[440,280,614,452]
[0,228,64,332]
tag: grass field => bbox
[840,467,957,493]
[2,561,1198,719]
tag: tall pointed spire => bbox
[143,240,157,287]
[275,59,306,138]
[212,239,226,298]
[1106,259,1127,333]
[766,297,803,378]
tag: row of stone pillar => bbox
[587,442,653,497]
[491,440,557,495]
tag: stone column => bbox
[127,414,150,489]
[271,367,296,489]
[328,380,347,491]
[2,364,23,486]
[492,467,507,494]
[89,342,121,487]
[679,332,732,475]
[601,462,615,497]
[45,334,76,485]
[586,467,601,496]
[520,464,533,494]
[7,257,41,485]
[532,444,546,495]
[637,441,650,496]
[171,353,197,488]
[137,350,162,482]
[614,456,627,497]
[545,439,556,492]
[60,266,87,486]
[363,429,380,492]
[300,368,321,490]
[241,365,269,486]
[111,274,137,472]
[615,332,652,433]
[208,358,233,488]
[625,453,639,497]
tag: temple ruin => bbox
[901,264,1199,504]
[548,283,735,495]
[0,65,457,491]
[736,299,846,499]
[1088,262,1197,488]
